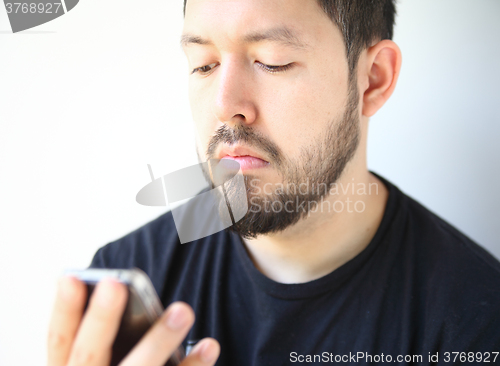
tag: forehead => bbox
[182,0,342,51]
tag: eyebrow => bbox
[180,26,310,50]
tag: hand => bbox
[47,276,220,366]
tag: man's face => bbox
[182,0,361,238]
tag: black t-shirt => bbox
[90,174,500,365]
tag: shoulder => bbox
[89,210,181,294]
[88,193,230,295]
[384,178,500,349]
[375,173,500,280]
[399,188,500,282]
[90,210,177,267]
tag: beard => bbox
[201,76,360,239]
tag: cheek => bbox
[258,74,346,157]
[188,79,205,123]
[189,82,215,153]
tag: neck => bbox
[239,167,389,284]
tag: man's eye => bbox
[257,62,294,74]
[191,63,218,75]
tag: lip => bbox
[217,144,270,170]
[217,145,269,162]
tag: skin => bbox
[47,0,401,364]
[184,0,402,283]
[47,277,220,366]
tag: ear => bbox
[361,40,402,117]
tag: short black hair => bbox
[182,0,397,76]
[318,0,397,74]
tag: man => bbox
[48,0,500,365]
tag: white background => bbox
[1,0,499,364]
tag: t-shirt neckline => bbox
[229,172,401,300]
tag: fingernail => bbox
[192,341,218,364]
[95,279,118,308]
[59,276,77,301]
[165,304,189,330]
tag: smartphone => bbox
[64,268,185,366]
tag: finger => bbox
[180,338,220,366]
[67,278,128,366]
[120,302,195,366]
[47,276,87,366]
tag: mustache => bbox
[206,124,283,165]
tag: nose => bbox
[212,59,258,127]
